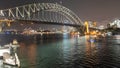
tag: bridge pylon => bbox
[84,21,89,35]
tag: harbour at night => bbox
[0,0,120,68]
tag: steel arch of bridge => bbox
[0,3,83,26]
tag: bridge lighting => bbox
[0,19,13,27]
[84,21,89,34]
[0,3,83,25]
[0,3,84,34]
[0,10,4,16]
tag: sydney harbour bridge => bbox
[0,3,86,34]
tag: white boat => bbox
[3,52,20,67]
[0,39,20,67]
[0,46,10,57]
[0,46,20,67]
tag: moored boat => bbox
[0,46,10,57]
[3,52,20,67]
[0,39,20,67]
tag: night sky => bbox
[0,0,120,26]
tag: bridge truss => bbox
[0,3,83,25]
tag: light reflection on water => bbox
[0,34,120,68]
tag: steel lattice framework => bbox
[0,3,83,25]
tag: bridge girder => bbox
[0,3,83,26]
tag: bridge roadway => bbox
[15,19,100,31]
[15,19,84,28]
[12,19,101,34]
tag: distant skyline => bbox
[0,0,120,26]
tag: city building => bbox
[109,19,120,28]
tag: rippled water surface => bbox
[0,34,120,68]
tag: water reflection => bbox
[85,35,100,67]
[0,34,120,68]
[18,40,37,67]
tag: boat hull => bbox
[0,48,10,57]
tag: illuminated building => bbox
[109,19,120,28]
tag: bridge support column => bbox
[84,21,89,34]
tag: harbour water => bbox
[0,34,120,68]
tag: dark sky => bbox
[0,0,120,26]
